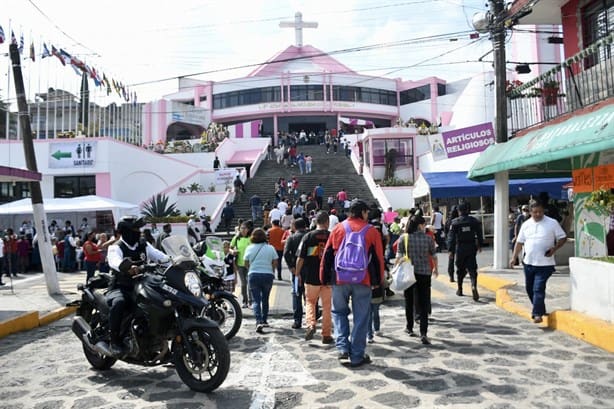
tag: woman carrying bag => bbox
[396,214,437,345]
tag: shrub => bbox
[142,193,178,219]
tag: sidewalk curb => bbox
[477,268,614,353]
[0,306,77,339]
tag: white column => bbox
[493,171,509,269]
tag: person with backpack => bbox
[297,211,332,341]
[321,199,385,368]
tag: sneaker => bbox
[405,328,417,337]
[449,277,455,282]
[456,289,463,296]
[322,336,334,344]
[533,316,543,324]
[262,321,270,328]
[472,286,479,301]
[350,354,372,368]
[305,327,316,341]
[421,336,431,345]
[337,352,349,360]
[256,324,264,334]
[367,337,374,344]
[242,303,249,309]
[291,322,301,329]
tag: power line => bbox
[129,30,478,87]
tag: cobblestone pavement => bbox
[1,279,613,409]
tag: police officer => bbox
[447,202,483,301]
[106,216,168,356]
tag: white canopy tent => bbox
[0,195,140,229]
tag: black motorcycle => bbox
[71,235,230,393]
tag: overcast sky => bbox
[2,0,499,104]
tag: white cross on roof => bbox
[279,12,318,47]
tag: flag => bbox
[18,33,24,54]
[59,49,73,66]
[103,74,111,95]
[51,45,65,65]
[41,43,51,58]
[0,25,5,44]
[30,41,35,61]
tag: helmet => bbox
[117,216,146,233]
[117,216,145,246]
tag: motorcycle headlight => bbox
[184,272,202,297]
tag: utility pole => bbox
[9,43,60,294]
[490,0,510,269]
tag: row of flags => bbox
[0,24,136,103]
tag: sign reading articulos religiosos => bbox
[430,122,495,161]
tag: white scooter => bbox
[195,236,242,340]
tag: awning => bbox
[0,195,139,224]
[468,103,614,181]
[0,165,42,182]
[413,171,570,199]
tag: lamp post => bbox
[473,0,510,269]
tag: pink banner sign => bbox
[440,122,495,159]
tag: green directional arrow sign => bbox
[51,150,72,160]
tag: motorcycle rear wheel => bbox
[205,292,242,340]
[174,327,230,393]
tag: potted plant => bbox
[536,79,559,106]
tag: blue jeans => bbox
[249,273,274,324]
[368,303,381,339]
[84,260,98,282]
[291,274,304,325]
[332,283,372,365]
[523,264,555,318]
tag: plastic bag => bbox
[390,260,416,292]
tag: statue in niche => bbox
[385,148,397,180]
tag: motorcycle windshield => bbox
[161,235,201,266]
[205,236,224,257]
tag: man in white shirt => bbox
[277,200,289,215]
[430,206,444,251]
[510,200,567,324]
[269,206,283,224]
[328,209,339,231]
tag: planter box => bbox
[570,257,614,323]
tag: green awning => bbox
[468,103,614,181]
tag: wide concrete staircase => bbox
[215,145,377,234]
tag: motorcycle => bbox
[71,235,230,393]
[194,235,243,340]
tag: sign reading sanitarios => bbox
[49,141,97,168]
[430,122,495,161]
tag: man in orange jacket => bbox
[320,199,385,368]
[267,220,285,280]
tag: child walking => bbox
[367,284,384,343]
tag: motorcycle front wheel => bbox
[205,292,243,340]
[173,326,230,393]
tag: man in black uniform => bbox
[106,216,168,356]
[447,202,483,301]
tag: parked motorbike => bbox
[71,235,230,393]
[195,236,243,340]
